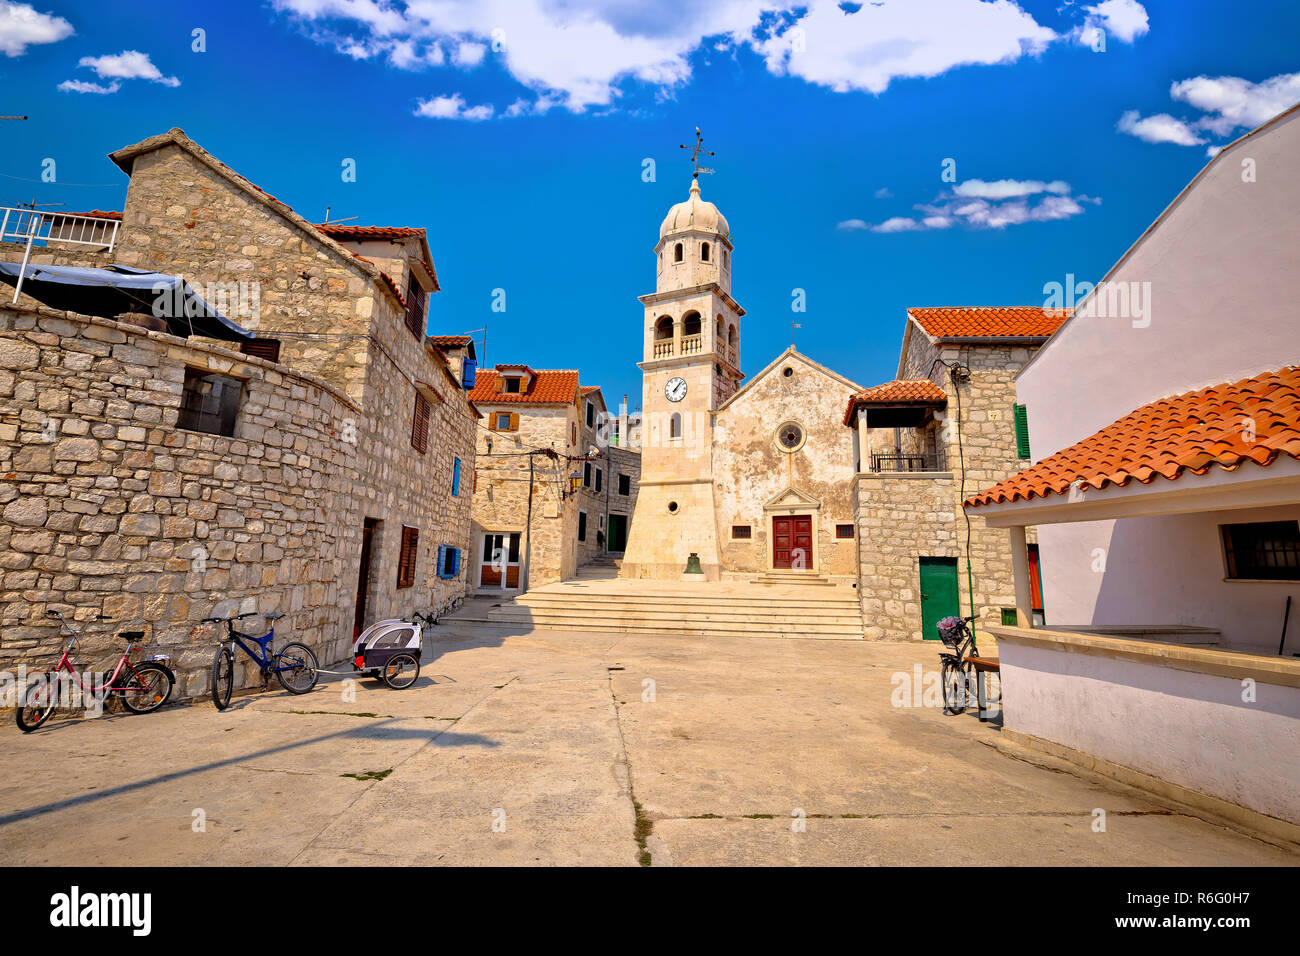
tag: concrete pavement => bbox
[0,622,1295,866]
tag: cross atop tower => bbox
[679,127,715,179]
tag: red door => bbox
[772,515,812,569]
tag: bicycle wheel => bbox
[120,662,174,714]
[15,677,56,733]
[940,657,966,716]
[274,642,318,694]
[381,653,420,690]
[211,646,234,711]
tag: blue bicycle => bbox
[206,611,319,710]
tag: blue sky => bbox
[2,0,1297,409]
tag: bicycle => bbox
[937,615,979,716]
[206,611,319,710]
[15,610,175,733]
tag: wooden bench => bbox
[967,656,1001,722]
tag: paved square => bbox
[1,623,1295,866]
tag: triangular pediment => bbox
[763,486,823,512]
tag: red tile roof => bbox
[314,224,427,241]
[58,210,123,220]
[965,366,1300,508]
[579,385,601,396]
[909,306,1069,340]
[468,368,580,406]
[428,335,472,347]
[844,379,946,425]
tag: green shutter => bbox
[1013,403,1031,459]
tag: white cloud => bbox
[1171,71,1300,135]
[873,187,893,199]
[846,175,1094,233]
[1116,109,1204,146]
[57,78,119,94]
[270,0,1087,112]
[1117,70,1300,153]
[414,92,494,121]
[952,178,1069,199]
[753,0,1056,95]
[0,0,71,57]
[77,50,179,87]
[1082,0,1148,44]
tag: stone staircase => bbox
[448,561,864,640]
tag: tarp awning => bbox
[0,263,253,342]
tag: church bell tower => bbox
[621,132,745,581]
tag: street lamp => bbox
[568,470,583,497]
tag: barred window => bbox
[1221,520,1300,580]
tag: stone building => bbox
[0,128,477,695]
[468,367,640,592]
[620,173,1062,639]
[846,307,1065,639]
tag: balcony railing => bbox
[2,207,120,302]
[654,340,673,358]
[681,333,702,355]
[871,453,943,473]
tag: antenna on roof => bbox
[467,326,488,367]
[322,207,358,225]
[0,116,29,121]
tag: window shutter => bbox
[240,338,281,363]
[462,358,477,390]
[436,544,447,580]
[412,391,430,454]
[1013,404,1031,459]
[452,457,461,496]
[451,548,461,576]
[508,413,519,431]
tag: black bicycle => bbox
[937,615,979,716]
[205,611,318,710]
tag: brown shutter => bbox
[240,338,281,363]
[411,391,430,454]
[489,412,499,431]
[509,413,519,431]
[397,526,419,589]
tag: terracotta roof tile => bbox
[428,335,471,348]
[468,368,580,406]
[58,210,123,220]
[580,385,600,396]
[965,366,1300,508]
[314,224,427,241]
[909,306,1069,340]
[843,379,946,425]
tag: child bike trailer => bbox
[353,619,422,689]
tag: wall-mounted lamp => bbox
[568,470,583,497]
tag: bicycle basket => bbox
[936,616,965,647]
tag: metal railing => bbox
[871,453,943,473]
[1,207,120,302]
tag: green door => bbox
[919,557,960,640]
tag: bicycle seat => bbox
[118,631,145,641]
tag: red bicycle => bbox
[15,610,175,733]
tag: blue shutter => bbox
[436,545,448,580]
[452,457,461,496]
[462,358,477,390]
[452,548,461,576]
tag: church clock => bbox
[665,377,688,402]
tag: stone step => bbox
[453,612,863,640]
[507,598,861,621]
[749,572,838,587]
[516,590,859,610]
[479,607,863,634]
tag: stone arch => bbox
[701,241,710,262]
[655,315,674,340]
[674,242,683,262]
[682,311,702,336]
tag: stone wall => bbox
[0,304,361,697]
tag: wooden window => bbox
[396,526,419,589]
[578,511,587,542]
[437,545,461,580]
[732,525,752,540]
[501,376,522,394]
[491,412,519,432]
[451,457,462,496]
[583,462,592,487]
[404,276,427,340]
[1221,520,1300,580]
[1013,404,1031,459]
[618,473,630,496]
[411,391,430,454]
[239,338,281,363]
[177,368,242,437]
[595,468,602,493]
[586,401,595,428]
[836,524,855,539]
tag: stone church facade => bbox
[622,175,1063,639]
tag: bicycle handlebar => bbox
[202,611,260,624]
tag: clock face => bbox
[665,377,688,402]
